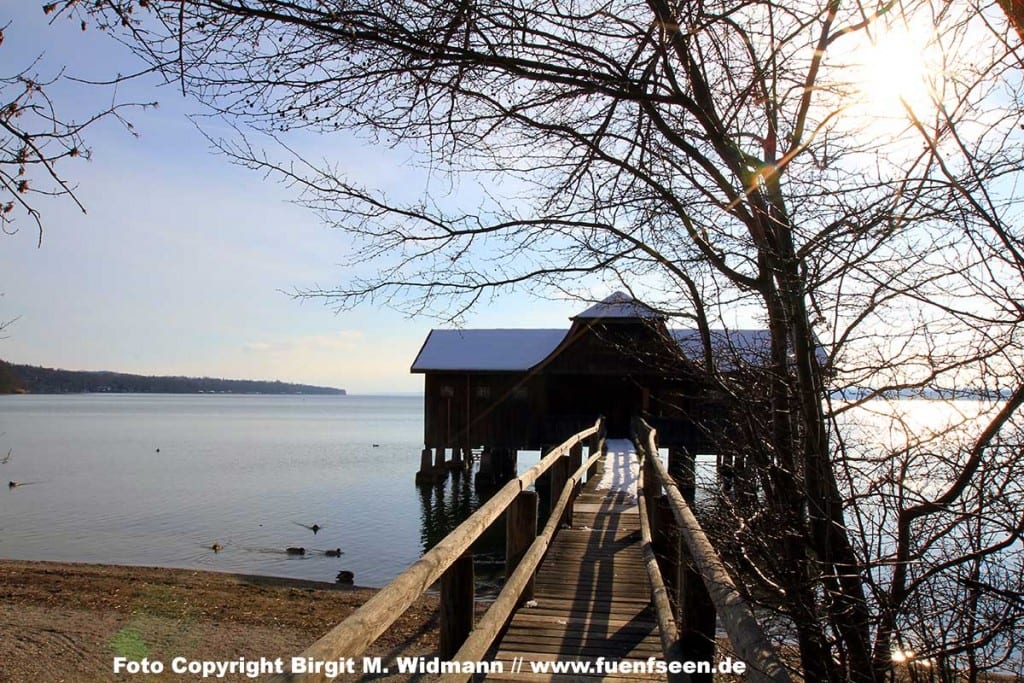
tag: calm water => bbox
[0,394,495,587]
[0,394,994,590]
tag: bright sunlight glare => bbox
[840,20,941,136]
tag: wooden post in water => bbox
[475,447,494,490]
[505,490,539,603]
[440,551,475,659]
[417,447,447,485]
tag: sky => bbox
[0,4,587,394]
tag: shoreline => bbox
[0,559,439,682]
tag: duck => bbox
[336,570,354,584]
[325,548,342,557]
[286,547,306,556]
[8,481,19,488]
[210,543,223,553]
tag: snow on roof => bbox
[410,329,568,372]
[671,329,772,370]
[412,326,784,373]
[672,329,829,368]
[571,291,664,320]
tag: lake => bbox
[0,393,502,587]
[0,394,994,590]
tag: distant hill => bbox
[0,361,345,395]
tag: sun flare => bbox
[840,21,942,134]
[858,32,932,111]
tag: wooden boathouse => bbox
[410,292,770,480]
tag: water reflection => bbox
[417,462,510,591]
[418,468,479,553]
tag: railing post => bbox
[642,449,659,529]
[549,453,570,523]
[506,490,539,603]
[669,447,696,504]
[679,549,716,683]
[569,441,583,474]
[536,445,553,511]
[655,495,681,612]
[440,551,475,659]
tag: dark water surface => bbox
[0,394,488,587]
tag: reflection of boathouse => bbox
[411,293,772,469]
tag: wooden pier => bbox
[270,419,793,683]
[488,466,663,680]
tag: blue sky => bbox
[0,4,586,393]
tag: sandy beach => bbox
[0,560,439,682]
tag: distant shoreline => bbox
[0,361,345,395]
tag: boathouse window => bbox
[440,385,455,397]
[475,385,491,399]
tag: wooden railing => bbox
[632,417,793,683]
[269,417,606,683]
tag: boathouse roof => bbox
[410,328,568,372]
[410,292,779,373]
[570,291,665,320]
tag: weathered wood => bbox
[548,454,569,522]
[506,490,539,603]
[679,549,716,683]
[478,450,664,682]
[637,459,685,682]
[668,447,696,503]
[440,551,475,659]
[439,449,602,683]
[268,419,603,683]
[636,419,793,683]
[569,441,583,473]
[655,494,681,615]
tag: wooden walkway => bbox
[488,446,663,680]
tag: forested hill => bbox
[0,361,345,395]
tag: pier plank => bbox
[483,470,663,681]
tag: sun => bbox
[837,20,942,135]
[858,30,934,113]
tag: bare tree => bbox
[0,13,153,245]
[64,1,1024,680]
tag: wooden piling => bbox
[505,490,538,603]
[416,447,447,485]
[440,551,475,659]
